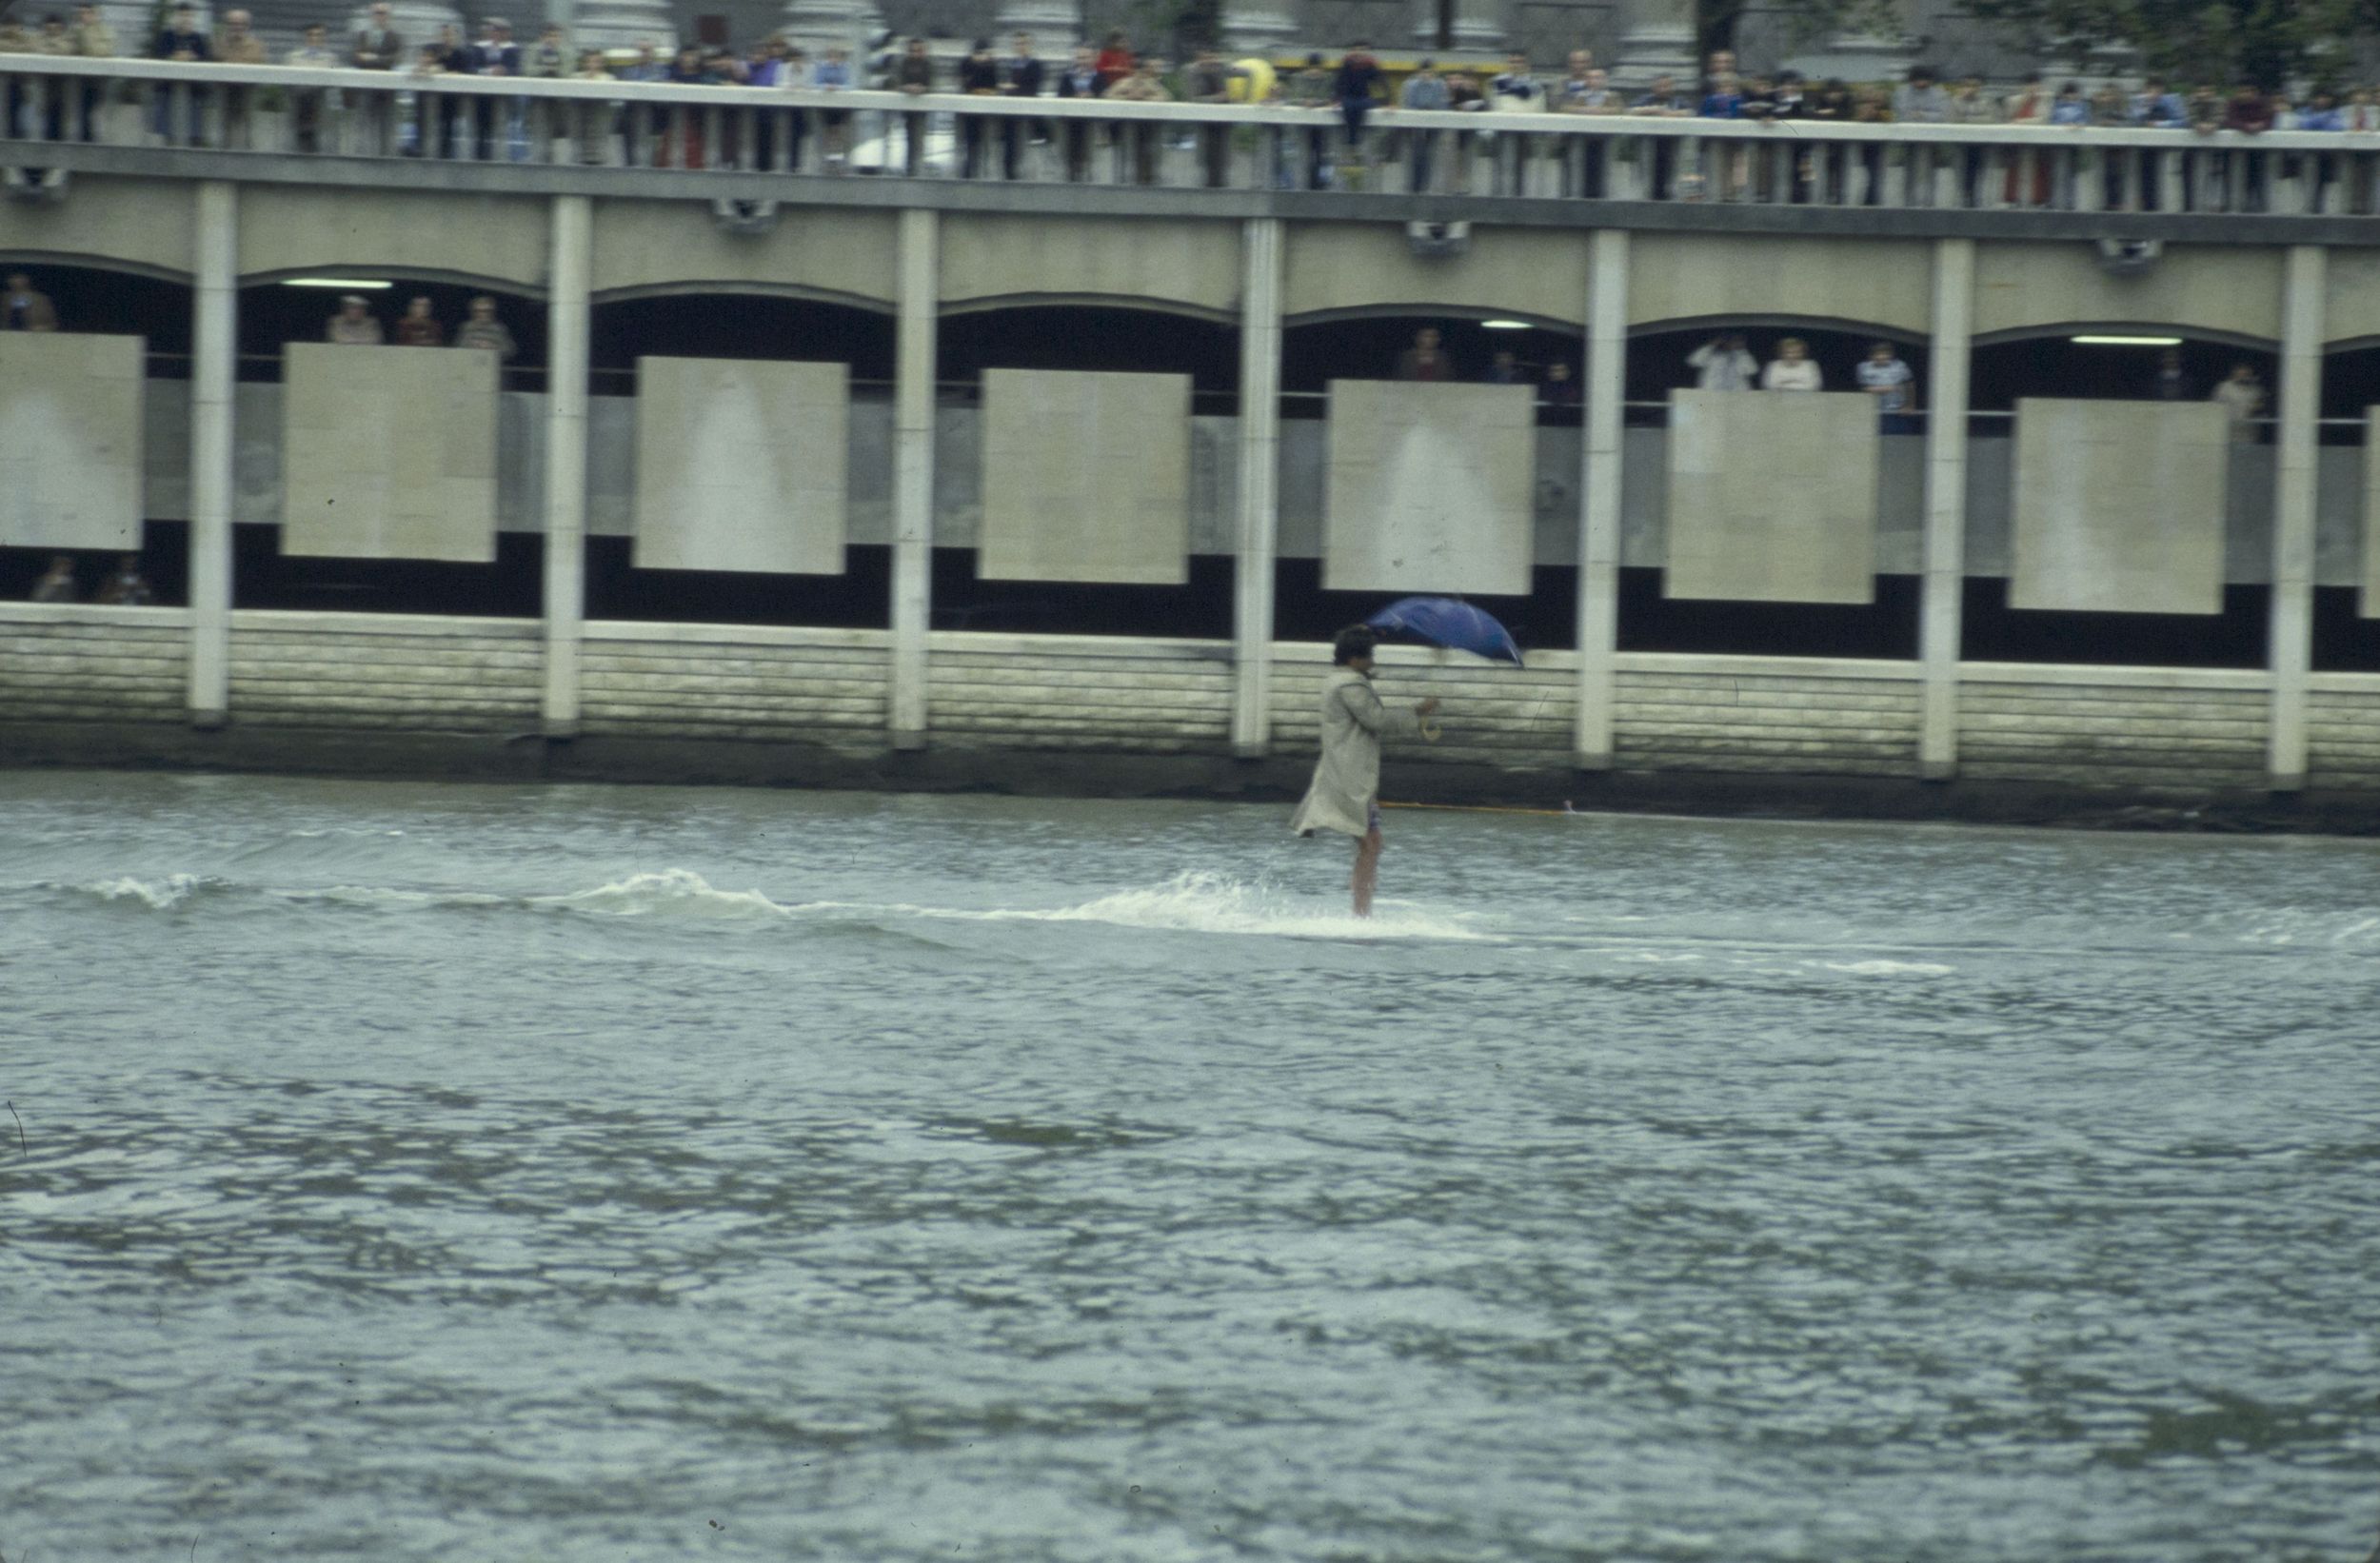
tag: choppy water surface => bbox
[3,771,2375,1561]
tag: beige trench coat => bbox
[1290,667,1422,838]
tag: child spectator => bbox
[1857,341,1917,431]
[1762,338,1821,390]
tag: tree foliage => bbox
[1701,0,1908,59]
[1951,0,2374,88]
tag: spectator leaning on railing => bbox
[957,37,1000,179]
[1401,58,1448,191]
[288,25,338,152]
[149,4,210,145]
[1000,32,1046,182]
[64,2,112,142]
[1334,40,1385,173]
[28,31,2380,208]
[1054,46,1101,181]
[1104,54,1171,185]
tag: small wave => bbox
[1818,959,1957,977]
[53,874,218,910]
[269,869,796,921]
[2228,909,2380,949]
[911,871,1500,942]
[30,868,1494,942]
[534,869,796,920]
[277,885,512,913]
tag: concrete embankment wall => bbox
[0,606,191,726]
[229,612,543,733]
[9,603,2380,828]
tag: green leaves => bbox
[1954,0,2365,88]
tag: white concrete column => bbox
[890,207,938,749]
[345,2,466,51]
[187,181,236,729]
[2269,244,2326,792]
[1222,0,1298,52]
[1612,0,1696,90]
[1576,227,1627,769]
[564,0,674,51]
[1231,217,1284,760]
[1919,237,1973,780]
[995,0,1079,42]
[1414,0,1506,50]
[542,194,592,739]
[779,0,871,53]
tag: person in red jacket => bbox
[1093,30,1133,90]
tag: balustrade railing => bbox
[5,55,2379,215]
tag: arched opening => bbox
[588,290,896,390]
[1964,326,2278,669]
[1282,310,1582,406]
[1628,320,1931,413]
[2314,342,2380,672]
[1276,309,1587,654]
[0,261,190,360]
[239,274,546,386]
[0,264,192,606]
[940,302,1239,400]
[583,292,899,629]
[224,274,550,617]
[1616,318,1929,662]
[927,303,1242,641]
[1968,327,2274,414]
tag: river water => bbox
[3,770,2374,1561]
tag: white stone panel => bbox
[281,343,498,562]
[1665,390,1879,603]
[1322,381,1534,596]
[0,333,146,550]
[632,357,847,575]
[978,369,1190,584]
[2011,400,2229,615]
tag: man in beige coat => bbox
[1291,625,1438,918]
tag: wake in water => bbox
[835,869,1502,942]
[25,867,1501,943]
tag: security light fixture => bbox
[2071,334,2183,346]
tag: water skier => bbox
[1291,625,1438,918]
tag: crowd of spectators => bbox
[1386,327,1582,405]
[9,14,2380,188]
[1685,332,1917,426]
[326,291,517,357]
[29,551,151,603]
